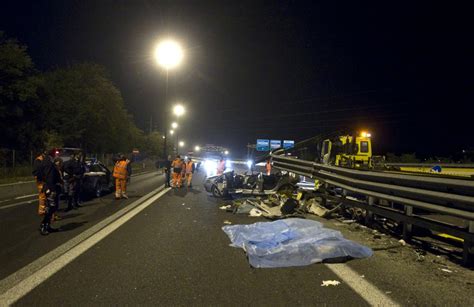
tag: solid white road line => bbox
[0,185,170,306]
[14,194,37,200]
[326,263,399,306]
[0,200,35,211]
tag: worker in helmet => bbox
[185,157,195,188]
[113,154,129,199]
[171,155,184,188]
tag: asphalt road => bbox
[1,170,473,306]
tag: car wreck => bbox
[204,170,298,198]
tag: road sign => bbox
[283,140,295,149]
[270,140,281,149]
[256,139,270,151]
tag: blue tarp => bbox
[222,219,373,268]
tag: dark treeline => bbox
[0,32,166,160]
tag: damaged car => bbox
[204,170,298,198]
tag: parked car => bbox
[82,158,114,197]
[204,170,298,198]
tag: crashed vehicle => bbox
[204,170,298,198]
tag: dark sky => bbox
[1,1,472,157]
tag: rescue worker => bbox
[217,157,226,175]
[266,158,272,176]
[185,158,195,188]
[171,155,184,188]
[164,155,172,187]
[32,150,48,217]
[63,153,85,211]
[113,154,129,199]
[39,154,62,235]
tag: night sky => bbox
[1,1,472,157]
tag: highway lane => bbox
[0,171,165,281]
[11,174,373,306]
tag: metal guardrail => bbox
[271,154,474,266]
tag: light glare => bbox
[154,40,183,70]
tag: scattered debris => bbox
[373,234,382,240]
[181,203,185,206]
[249,208,263,217]
[223,220,232,225]
[186,207,191,210]
[398,239,406,246]
[414,249,426,262]
[341,219,357,224]
[321,280,341,287]
[441,268,453,273]
[219,205,231,210]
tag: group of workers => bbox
[33,150,132,236]
[33,151,86,236]
[165,155,195,188]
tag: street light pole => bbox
[163,69,169,159]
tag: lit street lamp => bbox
[154,40,184,70]
[169,130,174,135]
[224,150,229,155]
[154,39,184,159]
[171,122,178,129]
[173,104,185,117]
[195,145,200,152]
[179,141,185,147]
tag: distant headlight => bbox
[204,160,217,177]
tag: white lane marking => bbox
[14,194,37,200]
[325,263,399,306]
[0,185,169,305]
[0,201,35,210]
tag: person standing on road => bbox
[171,155,184,188]
[32,150,48,217]
[113,154,129,199]
[185,158,195,188]
[266,158,272,176]
[217,157,226,175]
[39,155,62,235]
[63,153,85,211]
[164,155,172,187]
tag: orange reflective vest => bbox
[113,160,128,179]
[185,161,194,174]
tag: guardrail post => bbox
[403,205,413,242]
[463,221,474,266]
[365,196,375,226]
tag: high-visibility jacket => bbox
[171,159,183,173]
[185,161,194,174]
[113,160,128,179]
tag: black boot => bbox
[39,224,49,236]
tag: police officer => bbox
[63,153,85,211]
[32,150,48,217]
[39,154,62,235]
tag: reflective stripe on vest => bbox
[113,160,128,179]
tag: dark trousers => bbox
[42,192,57,225]
[165,170,171,187]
